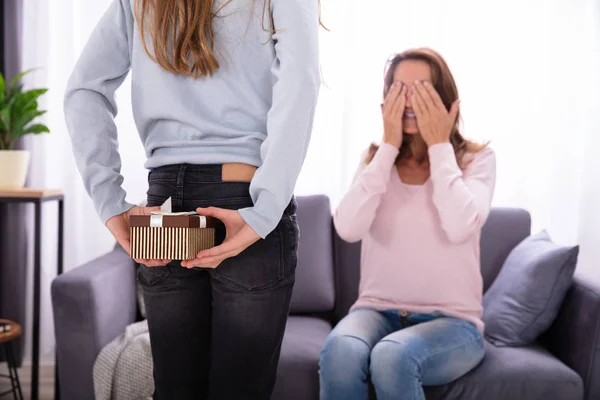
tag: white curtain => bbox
[19,0,600,364]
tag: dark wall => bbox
[0,1,5,74]
[0,0,28,366]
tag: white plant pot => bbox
[0,150,31,189]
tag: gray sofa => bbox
[52,195,600,400]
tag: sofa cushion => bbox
[482,231,579,346]
[272,316,332,400]
[291,195,336,314]
[332,230,362,323]
[424,341,584,400]
[479,208,531,292]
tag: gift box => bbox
[129,198,218,260]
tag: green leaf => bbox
[24,89,47,108]
[23,123,50,135]
[0,108,11,130]
[10,89,47,116]
[5,83,23,104]
[6,92,24,116]
[0,69,48,144]
[12,110,46,136]
[3,94,17,127]
[20,101,38,117]
[22,88,48,99]
[9,68,36,90]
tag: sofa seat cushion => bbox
[272,316,332,400]
[424,341,584,400]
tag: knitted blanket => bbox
[93,319,154,400]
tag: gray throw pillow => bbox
[482,230,579,346]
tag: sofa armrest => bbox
[542,274,600,400]
[51,247,137,400]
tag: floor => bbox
[0,363,55,400]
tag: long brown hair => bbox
[366,48,487,168]
[135,0,325,78]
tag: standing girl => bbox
[65,0,321,398]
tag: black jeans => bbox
[138,164,299,400]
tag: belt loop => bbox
[177,164,188,187]
[174,164,188,210]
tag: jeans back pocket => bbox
[214,224,285,291]
[138,265,171,287]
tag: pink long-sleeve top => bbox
[334,142,496,332]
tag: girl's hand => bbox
[180,207,260,269]
[382,82,408,149]
[106,205,171,267]
[411,80,460,147]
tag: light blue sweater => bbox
[64,0,320,238]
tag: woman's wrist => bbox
[427,140,450,147]
[383,137,402,149]
[375,142,401,164]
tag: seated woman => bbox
[319,48,496,400]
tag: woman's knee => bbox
[370,340,420,381]
[320,334,371,372]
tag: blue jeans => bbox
[319,308,485,400]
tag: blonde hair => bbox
[135,0,325,78]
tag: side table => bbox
[0,319,24,400]
[0,189,64,400]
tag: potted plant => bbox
[0,69,49,189]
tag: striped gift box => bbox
[129,213,218,260]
